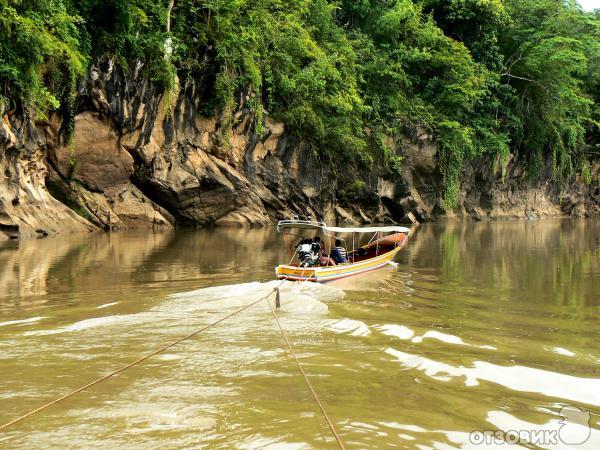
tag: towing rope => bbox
[0,289,275,433]
[0,283,345,449]
[266,293,346,449]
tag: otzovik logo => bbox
[558,405,591,445]
[469,404,592,447]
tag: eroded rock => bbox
[1,57,598,240]
[0,117,97,240]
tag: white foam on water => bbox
[273,281,343,314]
[275,295,328,314]
[61,315,138,331]
[380,423,427,433]
[169,281,269,300]
[411,330,469,346]
[480,345,497,350]
[23,313,150,336]
[0,316,46,328]
[165,280,341,313]
[156,354,183,361]
[23,281,343,336]
[551,346,576,357]
[385,347,475,384]
[349,421,379,431]
[163,281,271,314]
[282,280,345,302]
[376,324,415,340]
[97,302,120,309]
[165,280,342,318]
[81,399,218,434]
[397,433,415,441]
[326,318,371,336]
[385,347,600,407]
[407,330,496,350]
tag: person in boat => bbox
[330,239,348,264]
[312,236,336,266]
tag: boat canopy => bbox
[277,220,410,234]
[325,225,410,234]
[277,220,327,230]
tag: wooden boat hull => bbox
[275,245,402,282]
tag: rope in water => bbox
[266,294,346,449]
[0,283,345,448]
[0,288,278,432]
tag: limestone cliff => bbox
[1,60,598,240]
[0,115,96,240]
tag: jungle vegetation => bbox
[1,0,598,207]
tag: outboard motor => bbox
[298,242,317,267]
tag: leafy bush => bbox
[581,160,592,185]
[339,179,367,201]
[0,0,86,118]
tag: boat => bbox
[275,220,410,282]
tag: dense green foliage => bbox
[1,0,598,207]
[0,0,85,119]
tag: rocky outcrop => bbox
[0,115,96,240]
[1,59,598,240]
[47,61,335,229]
[361,127,600,223]
[461,155,599,221]
[46,111,172,229]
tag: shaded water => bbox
[0,220,599,449]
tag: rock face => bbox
[1,59,598,240]
[0,115,96,240]
[46,110,172,229]
[48,61,333,229]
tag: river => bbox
[0,219,599,449]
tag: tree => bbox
[0,0,85,117]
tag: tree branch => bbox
[501,73,535,82]
[166,0,175,32]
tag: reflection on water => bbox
[0,219,599,448]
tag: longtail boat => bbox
[275,220,410,282]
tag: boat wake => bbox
[0,316,46,328]
[20,281,345,338]
[167,280,344,314]
[2,280,347,448]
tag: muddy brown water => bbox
[0,219,599,448]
